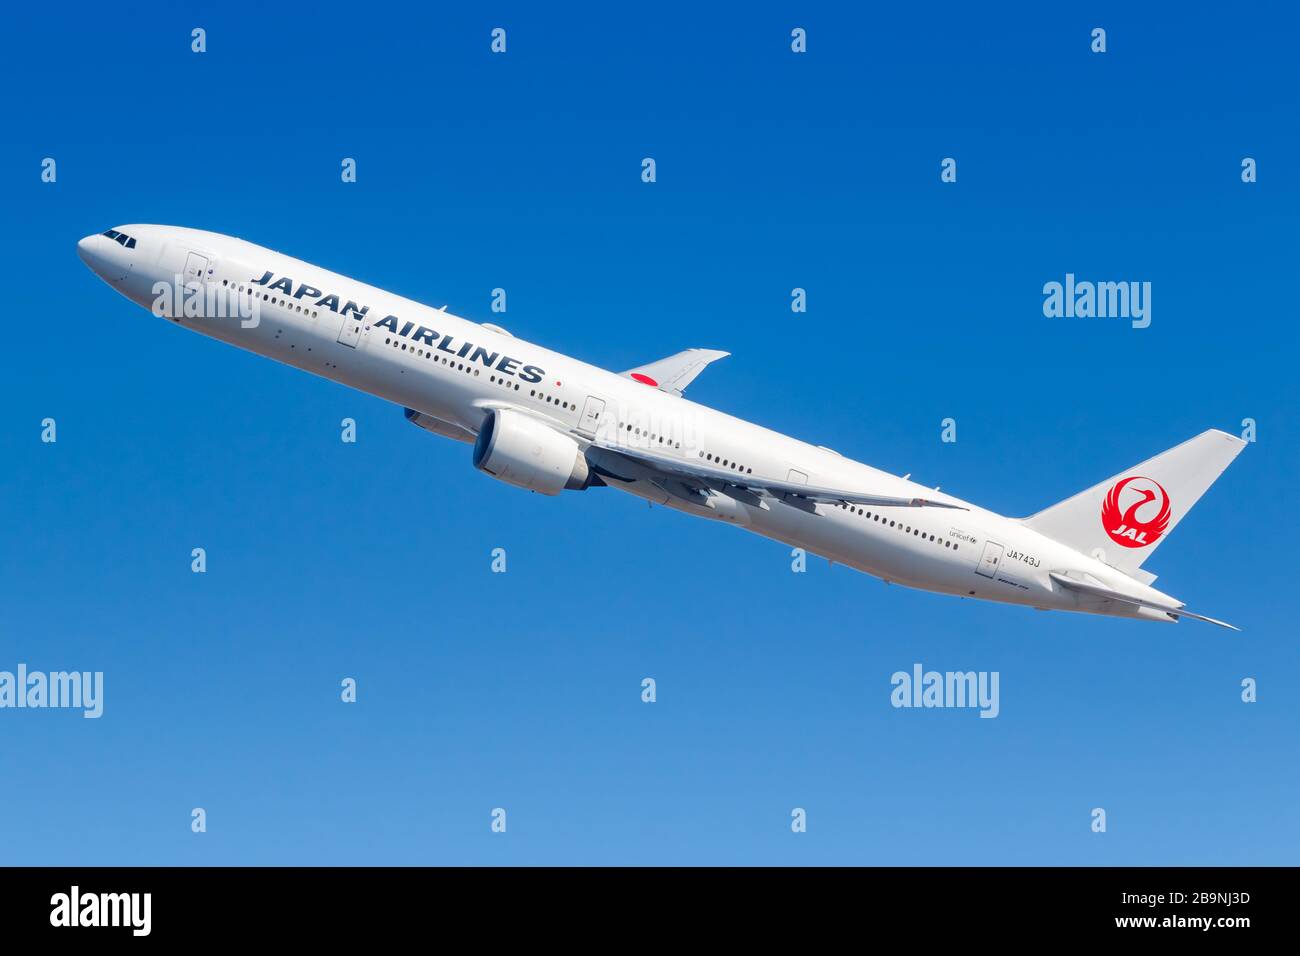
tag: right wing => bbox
[621,349,730,397]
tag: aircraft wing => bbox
[588,438,967,512]
[1049,572,1239,630]
[404,407,477,443]
[622,349,730,396]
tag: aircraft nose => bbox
[77,230,131,283]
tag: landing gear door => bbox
[577,396,606,438]
[975,540,1003,579]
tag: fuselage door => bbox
[577,396,606,437]
[788,469,808,484]
[182,252,208,286]
[337,315,361,348]
[975,540,1003,579]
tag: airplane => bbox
[77,225,1246,629]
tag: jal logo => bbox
[1101,476,1171,548]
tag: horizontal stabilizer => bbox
[1049,572,1239,630]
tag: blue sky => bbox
[0,2,1296,864]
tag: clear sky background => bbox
[1,2,1296,865]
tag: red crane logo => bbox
[1101,476,1171,549]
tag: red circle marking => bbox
[631,373,658,386]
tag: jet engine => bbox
[472,408,592,495]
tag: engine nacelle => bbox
[473,408,591,495]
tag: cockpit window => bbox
[102,229,137,248]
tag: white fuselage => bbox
[77,225,1183,624]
